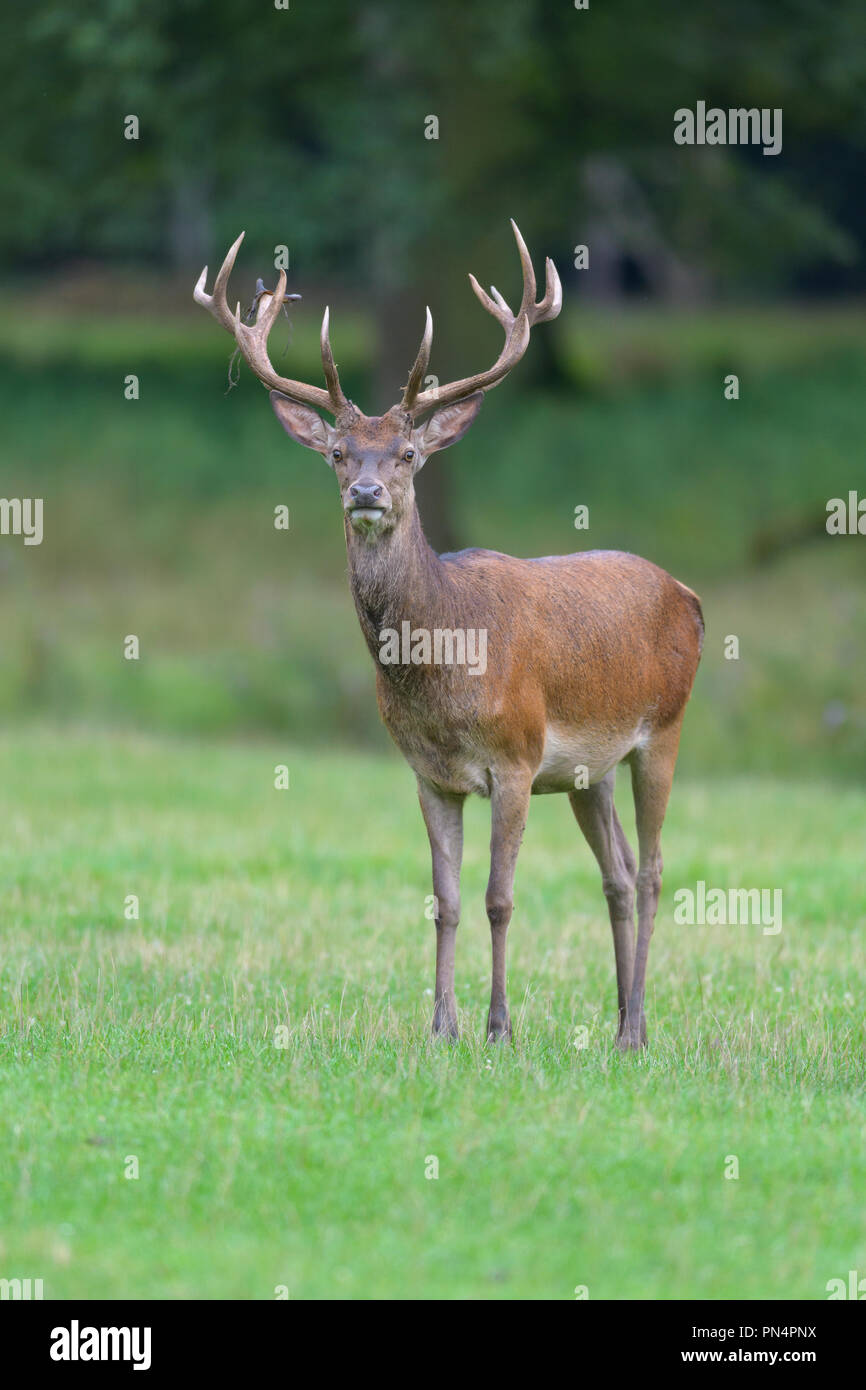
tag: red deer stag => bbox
[194,222,703,1049]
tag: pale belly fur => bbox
[404,720,649,798]
[531,721,649,793]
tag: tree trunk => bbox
[167,168,212,272]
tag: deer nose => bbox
[349,483,384,505]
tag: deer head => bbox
[194,221,561,541]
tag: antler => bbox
[401,219,562,418]
[194,232,353,420]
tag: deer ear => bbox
[270,391,337,459]
[414,392,483,462]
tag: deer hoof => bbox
[432,1008,459,1042]
[616,1020,648,1051]
[486,1011,512,1044]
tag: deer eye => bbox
[332,449,342,462]
[403,448,415,462]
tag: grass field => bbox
[0,298,863,1300]
[1,729,864,1300]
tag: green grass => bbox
[1,730,864,1299]
[0,298,862,1297]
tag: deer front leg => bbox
[486,768,532,1043]
[417,779,465,1040]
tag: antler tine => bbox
[468,232,559,333]
[509,218,537,322]
[319,306,351,415]
[401,306,433,412]
[193,235,339,417]
[194,231,246,334]
[536,256,563,323]
[407,220,561,418]
[468,275,514,332]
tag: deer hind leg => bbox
[486,768,533,1043]
[568,769,636,1043]
[417,778,465,1040]
[622,717,685,1051]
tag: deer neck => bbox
[345,501,449,665]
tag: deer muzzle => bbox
[346,481,390,530]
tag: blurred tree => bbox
[4,0,865,279]
[2,0,866,544]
